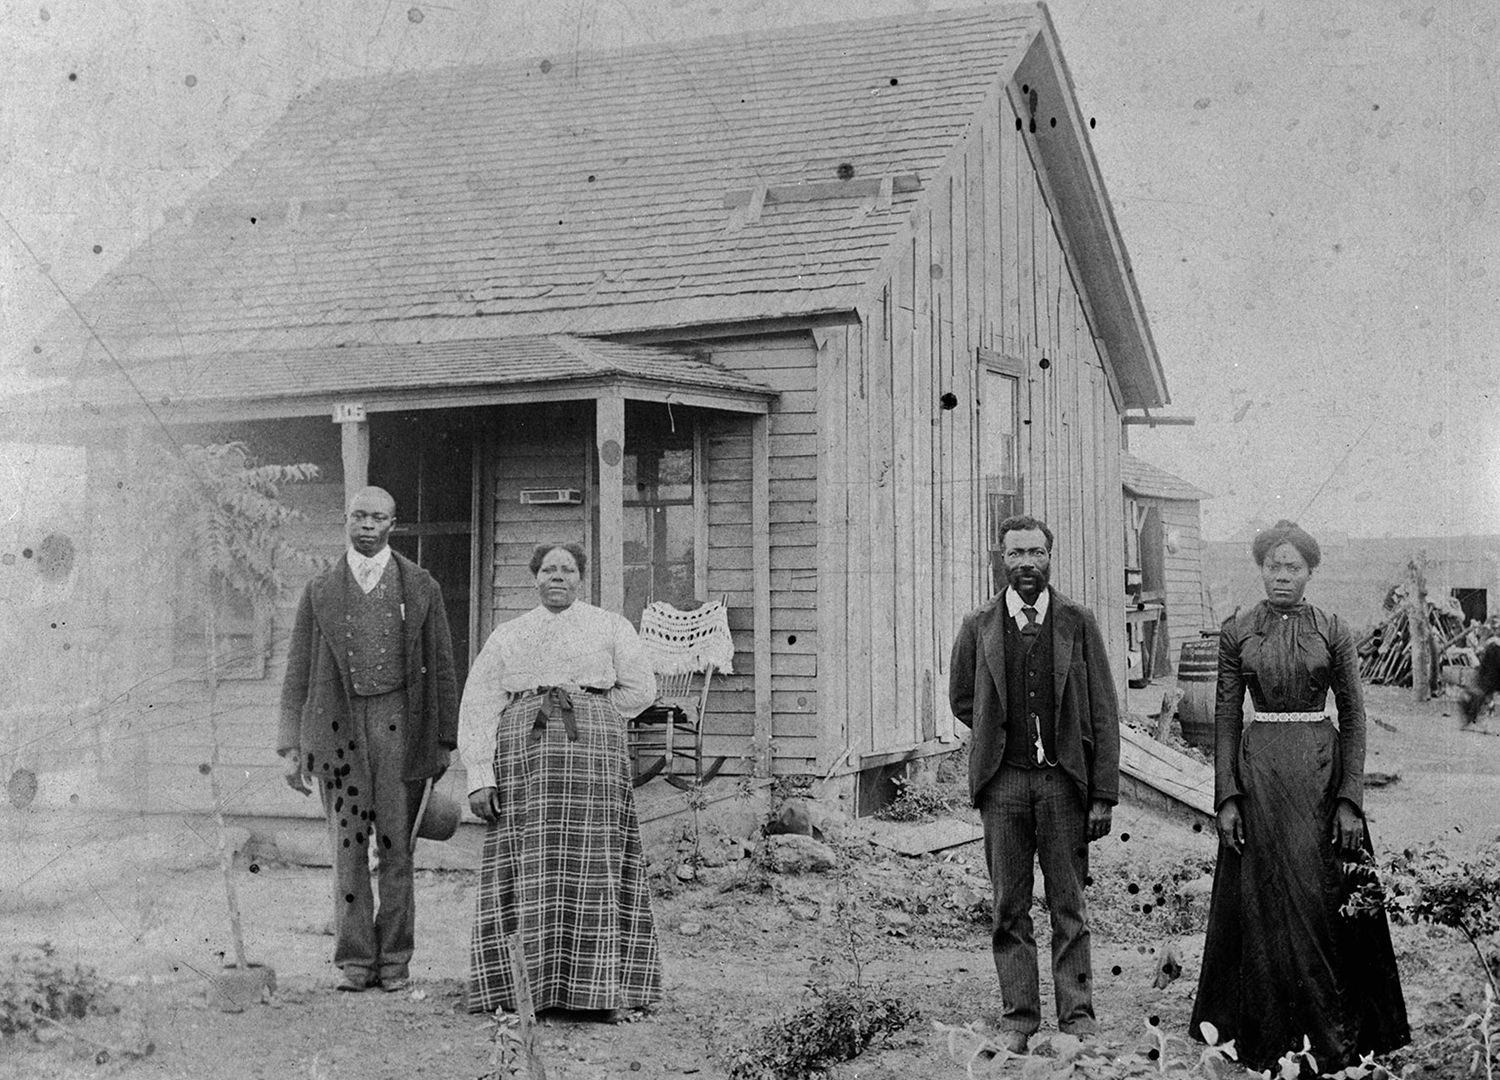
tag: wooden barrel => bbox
[1176,635,1219,750]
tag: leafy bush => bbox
[1344,843,1500,998]
[874,774,956,822]
[0,942,106,1039]
[721,983,918,1080]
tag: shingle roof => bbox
[23,336,775,416]
[1121,453,1211,502]
[39,6,1042,363]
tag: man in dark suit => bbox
[279,486,459,993]
[949,514,1120,1052]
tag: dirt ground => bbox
[3,684,1498,1080]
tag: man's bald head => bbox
[346,486,397,555]
[347,486,396,516]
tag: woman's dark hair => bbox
[1251,519,1321,570]
[529,542,588,577]
[995,514,1055,553]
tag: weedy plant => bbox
[717,846,920,1079]
[0,942,105,1039]
[138,441,319,978]
[874,772,957,822]
[1344,843,1500,1077]
[721,984,919,1080]
[477,1008,526,1079]
[934,1015,1406,1079]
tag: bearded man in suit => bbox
[949,514,1121,1053]
[279,485,459,993]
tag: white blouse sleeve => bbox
[608,613,657,719]
[457,627,511,795]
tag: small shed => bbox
[1120,453,1211,679]
[6,5,1170,818]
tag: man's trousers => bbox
[319,689,416,986]
[980,764,1098,1036]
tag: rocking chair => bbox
[630,598,733,790]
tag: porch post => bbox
[595,393,626,614]
[334,402,369,505]
[751,412,773,776]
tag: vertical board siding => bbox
[844,320,874,764]
[868,275,900,758]
[814,328,850,767]
[827,83,1128,763]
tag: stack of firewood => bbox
[1358,585,1467,686]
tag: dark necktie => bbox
[1021,605,1040,636]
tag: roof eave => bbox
[3,368,776,434]
[1020,9,1170,411]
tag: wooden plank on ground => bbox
[1119,726,1215,817]
[868,817,986,857]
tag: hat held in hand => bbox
[410,777,460,847]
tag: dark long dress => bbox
[1189,602,1408,1072]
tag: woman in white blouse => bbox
[458,542,661,1021]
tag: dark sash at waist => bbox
[520,686,611,743]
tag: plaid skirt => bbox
[467,691,662,1013]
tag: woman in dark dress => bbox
[1190,521,1408,1073]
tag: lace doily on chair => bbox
[638,600,735,676]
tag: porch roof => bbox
[9,335,777,425]
[1121,452,1211,503]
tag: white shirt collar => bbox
[347,545,393,571]
[1004,586,1050,626]
[347,546,393,592]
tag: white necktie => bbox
[355,558,382,593]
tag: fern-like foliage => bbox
[136,440,321,616]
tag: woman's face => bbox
[536,547,581,613]
[1260,541,1311,609]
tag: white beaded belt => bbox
[1253,711,1326,723]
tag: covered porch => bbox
[5,335,781,817]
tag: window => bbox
[981,366,1023,549]
[172,575,272,680]
[619,403,700,627]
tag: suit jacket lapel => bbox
[1049,588,1077,704]
[978,601,1009,717]
[393,552,429,665]
[310,561,355,685]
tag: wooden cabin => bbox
[1120,453,1212,682]
[5,5,1169,818]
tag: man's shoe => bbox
[998,1030,1030,1055]
[336,972,372,992]
[381,977,412,994]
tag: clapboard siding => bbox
[38,422,350,818]
[490,401,593,624]
[1149,496,1209,668]
[693,335,821,772]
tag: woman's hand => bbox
[469,787,501,823]
[1216,799,1245,854]
[1331,799,1364,855]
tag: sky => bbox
[1,0,1497,541]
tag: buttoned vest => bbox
[344,564,406,696]
[1001,606,1057,767]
